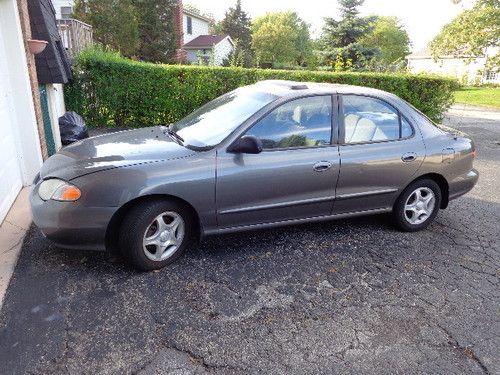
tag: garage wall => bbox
[0,33,23,222]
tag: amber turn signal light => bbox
[52,184,82,201]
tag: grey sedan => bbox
[30,81,478,271]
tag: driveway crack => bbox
[438,325,490,374]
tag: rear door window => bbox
[342,95,413,144]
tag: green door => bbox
[39,85,56,156]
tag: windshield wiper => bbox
[160,124,184,145]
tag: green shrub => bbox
[65,48,460,127]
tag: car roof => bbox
[251,80,396,100]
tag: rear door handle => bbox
[401,152,417,163]
[313,161,332,172]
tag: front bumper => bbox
[30,183,118,251]
[449,168,479,201]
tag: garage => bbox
[0,29,24,222]
[0,0,44,223]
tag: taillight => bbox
[471,149,477,158]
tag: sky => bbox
[185,0,475,51]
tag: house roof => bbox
[183,9,212,23]
[28,0,72,84]
[184,35,230,49]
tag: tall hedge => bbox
[65,48,460,127]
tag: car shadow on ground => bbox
[38,212,396,273]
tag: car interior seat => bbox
[344,113,359,143]
[350,118,377,143]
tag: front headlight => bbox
[38,179,81,201]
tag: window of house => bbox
[187,16,192,35]
[342,95,412,144]
[61,6,72,19]
[484,70,498,82]
[246,96,333,150]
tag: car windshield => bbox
[172,87,278,149]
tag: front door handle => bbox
[401,152,417,163]
[313,161,332,172]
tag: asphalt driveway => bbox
[1,105,499,375]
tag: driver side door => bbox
[215,95,340,229]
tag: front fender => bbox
[72,151,217,232]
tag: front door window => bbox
[246,95,333,149]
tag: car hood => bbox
[40,127,195,181]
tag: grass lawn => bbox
[455,87,500,108]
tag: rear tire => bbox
[392,179,441,232]
[119,199,194,271]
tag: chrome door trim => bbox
[218,195,336,215]
[335,188,398,200]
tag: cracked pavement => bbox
[0,105,499,374]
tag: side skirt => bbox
[203,207,392,236]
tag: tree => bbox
[360,16,411,64]
[217,0,252,66]
[292,13,313,66]
[134,0,178,63]
[251,11,311,66]
[321,0,377,69]
[430,0,500,62]
[74,0,181,62]
[73,0,139,58]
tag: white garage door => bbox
[0,26,23,223]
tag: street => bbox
[0,105,499,375]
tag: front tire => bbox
[392,179,441,232]
[119,200,194,271]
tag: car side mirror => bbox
[228,135,263,154]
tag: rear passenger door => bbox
[334,94,425,214]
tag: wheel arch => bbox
[407,173,449,209]
[105,194,202,254]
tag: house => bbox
[0,0,72,224]
[28,0,73,156]
[406,47,499,85]
[182,8,211,45]
[49,0,233,65]
[51,0,73,19]
[181,8,234,65]
[184,34,234,65]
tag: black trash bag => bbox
[59,111,89,145]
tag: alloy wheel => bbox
[143,211,185,261]
[404,187,436,225]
